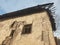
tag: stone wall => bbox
[0,11,56,45]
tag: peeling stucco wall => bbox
[0,11,56,45]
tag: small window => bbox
[22,24,32,34]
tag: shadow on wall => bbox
[55,37,60,45]
[57,38,60,45]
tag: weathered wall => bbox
[0,11,56,45]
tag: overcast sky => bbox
[0,0,60,37]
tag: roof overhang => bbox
[0,3,56,31]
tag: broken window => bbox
[21,24,32,34]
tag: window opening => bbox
[22,24,32,34]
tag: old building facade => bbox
[0,3,56,45]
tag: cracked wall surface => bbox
[0,11,56,45]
